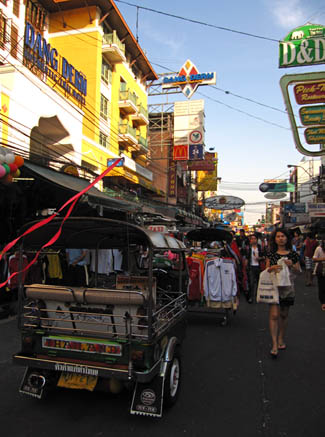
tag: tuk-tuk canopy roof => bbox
[186,225,233,243]
[19,217,186,251]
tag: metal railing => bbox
[137,103,148,120]
[119,123,137,139]
[119,90,137,107]
[103,30,125,54]
[138,135,148,150]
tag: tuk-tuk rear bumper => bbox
[13,354,160,383]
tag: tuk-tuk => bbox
[13,217,188,417]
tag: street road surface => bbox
[0,274,324,437]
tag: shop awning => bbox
[22,161,138,212]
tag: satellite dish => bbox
[264,192,287,200]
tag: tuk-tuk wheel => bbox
[164,347,181,407]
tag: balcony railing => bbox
[102,30,126,63]
[138,135,148,150]
[119,123,137,142]
[118,90,138,114]
[131,103,149,126]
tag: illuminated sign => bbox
[162,59,216,98]
[279,24,325,68]
[42,336,122,356]
[24,22,87,105]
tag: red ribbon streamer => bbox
[0,159,122,288]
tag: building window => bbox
[99,131,109,149]
[100,94,109,120]
[101,59,112,85]
[0,15,7,49]
[26,1,47,32]
[13,0,20,18]
[10,25,18,59]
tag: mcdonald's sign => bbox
[173,145,189,161]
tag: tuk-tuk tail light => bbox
[131,350,144,362]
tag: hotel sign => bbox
[24,22,87,105]
[162,59,216,98]
[279,24,325,68]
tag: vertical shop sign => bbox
[168,162,176,197]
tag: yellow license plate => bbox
[57,372,98,391]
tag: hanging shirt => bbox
[90,249,114,275]
[8,253,28,289]
[204,258,237,302]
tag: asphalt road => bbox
[0,273,324,437]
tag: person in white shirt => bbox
[247,234,265,304]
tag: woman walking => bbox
[312,238,325,311]
[265,229,300,358]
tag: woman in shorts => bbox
[265,229,300,358]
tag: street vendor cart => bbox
[186,226,239,326]
[13,217,188,418]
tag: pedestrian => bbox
[66,248,89,286]
[247,233,265,303]
[303,233,318,286]
[312,238,325,311]
[265,229,300,358]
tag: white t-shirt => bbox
[313,246,325,259]
[251,247,259,266]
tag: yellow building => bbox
[44,0,157,190]
[0,0,157,192]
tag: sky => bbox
[115,0,325,224]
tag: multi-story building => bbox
[0,0,157,191]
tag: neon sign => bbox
[162,59,216,98]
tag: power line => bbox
[114,0,279,42]
[198,91,291,130]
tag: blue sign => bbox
[107,158,124,167]
[284,203,306,213]
[189,144,204,160]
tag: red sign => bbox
[188,160,215,171]
[294,81,325,105]
[173,145,189,161]
[168,162,176,197]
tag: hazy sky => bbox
[115,0,325,224]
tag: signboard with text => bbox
[279,24,325,68]
[163,60,216,98]
[308,203,325,217]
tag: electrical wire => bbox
[114,0,279,42]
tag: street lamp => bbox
[287,164,318,198]
[287,164,314,179]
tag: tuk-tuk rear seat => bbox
[25,284,146,306]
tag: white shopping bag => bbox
[256,270,279,304]
[274,258,291,287]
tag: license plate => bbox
[57,372,98,391]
